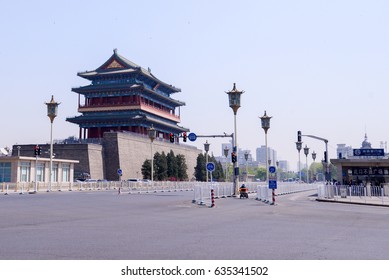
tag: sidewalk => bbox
[317,195,389,207]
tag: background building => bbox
[256,145,277,166]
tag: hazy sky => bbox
[1,0,388,170]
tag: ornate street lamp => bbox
[304,145,310,183]
[226,83,243,195]
[45,95,60,192]
[244,151,249,182]
[311,151,316,182]
[295,141,303,182]
[204,141,210,182]
[147,126,156,182]
[224,146,229,182]
[260,111,272,184]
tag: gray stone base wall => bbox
[103,132,201,181]
[12,132,201,181]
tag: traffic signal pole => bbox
[192,133,237,195]
[302,134,330,182]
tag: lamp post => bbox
[226,83,243,196]
[224,146,229,182]
[295,141,302,182]
[303,145,310,183]
[204,141,210,182]
[311,151,316,182]
[147,126,156,182]
[260,111,272,184]
[45,95,60,192]
[244,151,249,182]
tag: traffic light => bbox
[183,132,187,142]
[297,131,302,142]
[34,145,42,156]
[231,152,237,163]
[169,133,174,143]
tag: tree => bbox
[209,154,225,181]
[194,153,225,181]
[194,153,206,181]
[176,154,188,181]
[141,159,152,179]
[255,167,267,181]
[154,152,168,181]
[167,150,178,180]
[141,151,189,181]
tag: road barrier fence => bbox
[317,184,389,206]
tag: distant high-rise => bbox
[278,160,289,172]
[256,145,277,165]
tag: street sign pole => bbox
[206,162,216,207]
[117,168,123,194]
[268,166,277,205]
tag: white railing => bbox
[255,182,318,202]
[317,184,389,206]
[0,181,194,194]
[1,181,318,205]
[191,182,318,205]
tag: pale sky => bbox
[1,0,388,170]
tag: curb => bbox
[316,198,389,207]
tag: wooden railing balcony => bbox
[78,102,180,122]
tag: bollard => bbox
[382,187,384,205]
[5,184,9,195]
[210,189,215,208]
[198,185,205,205]
[192,184,197,203]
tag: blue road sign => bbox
[117,169,123,176]
[206,162,215,172]
[269,166,276,173]
[188,132,197,142]
[269,180,277,189]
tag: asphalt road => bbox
[1,189,388,260]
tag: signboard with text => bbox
[353,149,384,157]
[351,167,389,176]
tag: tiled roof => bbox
[77,49,181,93]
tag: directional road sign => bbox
[206,162,215,172]
[269,166,276,173]
[188,132,197,142]
[117,169,123,176]
[269,180,277,189]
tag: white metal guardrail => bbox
[255,183,318,202]
[0,181,194,194]
[191,182,318,205]
[1,181,317,204]
[317,184,389,206]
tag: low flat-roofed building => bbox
[0,155,78,192]
[331,134,389,186]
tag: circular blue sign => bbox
[206,162,215,172]
[269,166,276,173]
[188,132,197,142]
[117,169,123,176]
